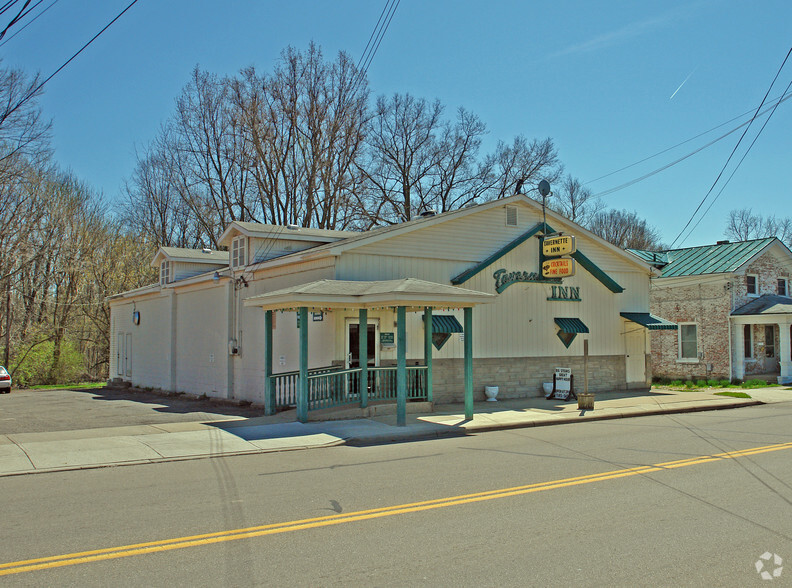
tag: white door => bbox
[625,326,646,388]
[125,333,132,377]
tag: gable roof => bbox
[629,238,780,277]
[218,221,352,247]
[732,293,792,316]
[151,247,229,268]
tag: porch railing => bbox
[270,365,428,412]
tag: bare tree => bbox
[588,209,665,250]
[486,135,562,199]
[725,208,792,245]
[549,174,604,226]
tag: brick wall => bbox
[431,355,631,403]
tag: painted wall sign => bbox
[542,258,576,278]
[380,332,395,347]
[547,285,581,301]
[493,268,560,293]
[542,235,576,257]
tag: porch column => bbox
[297,307,308,423]
[424,307,433,403]
[359,308,368,408]
[733,321,745,381]
[264,310,274,415]
[779,322,792,385]
[464,306,473,420]
[396,305,407,427]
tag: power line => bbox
[26,0,139,99]
[0,0,60,48]
[590,90,792,199]
[677,75,792,246]
[669,46,792,248]
[0,0,31,40]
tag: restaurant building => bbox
[108,194,666,422]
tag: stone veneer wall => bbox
[430,355,632,404]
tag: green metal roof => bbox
[554,317,589,333]
[620,312,677,330]
[424,314,464,333]
[628,238,778,277]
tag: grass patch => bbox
[740,379,774,389]
[714,391,752,398]
[28,382,105,390]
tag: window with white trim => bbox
[159,261,170,285]
[231,236,247,268]
[778,278,788,297]
[746,274,758,296]
[679,323,698,359]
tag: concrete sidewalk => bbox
[0,387,789,477]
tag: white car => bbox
[0,366,11,392]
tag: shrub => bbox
[706,379,719,387]
[695,380,708,387]
[669,380,683,387]
[718,379,731,387]
[9,340,85,387]
[684,380,695,388]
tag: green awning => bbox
[620,312,677,330]
[554,317,589,334]
[425,314,464,333]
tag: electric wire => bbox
[590,90,792,199]
[585,91,790,186]
[0,0,59,48]
[25,0,139,100]
[359,0,399,78]
[677,74,792,246]
[669,46,792,248]
[0,0,31,41]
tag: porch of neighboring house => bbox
[243,278,495,425]
[731,294,792,384]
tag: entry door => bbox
[346,320,378,369]
[625,327,646,388]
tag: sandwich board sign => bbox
[553,367,572,400]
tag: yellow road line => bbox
[2,439,791,577]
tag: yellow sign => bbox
[542,235,576,257]
[542,258,576,278]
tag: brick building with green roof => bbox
[630,238,792,383]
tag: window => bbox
[778,278,788,297]
[159,261,170,285]
[743,325,752,358]
[679,324,698,359]
[746,274,758,296]
[765,325,775,358]
[231,236,247,268]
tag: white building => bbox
[108,194,668,422]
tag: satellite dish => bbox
[538,180,551,197]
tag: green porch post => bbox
[359,308,368,408]
[264,310,274,415]
[396,305,407,426]
[297,307,308,423]
[424,307,433,403]
[464,306,473,420]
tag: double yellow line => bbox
[3,439,792,576]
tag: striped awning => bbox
[554,317,589,334]
[620,312,677,330]
[425,314,464,333]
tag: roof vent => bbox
[419,209,436,217]
[286,224,300,230]
[505,206,518,226]
[716,240,730,245]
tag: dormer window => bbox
[160,261,170,285]
[231,236,247,268]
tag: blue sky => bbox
[3,0,790,248]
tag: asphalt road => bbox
[1,403,791,586]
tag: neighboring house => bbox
[630,238,792,384]
[108,194,665,421]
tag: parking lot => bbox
[0,387,264,435]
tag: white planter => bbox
[542,382,553,396]
[484,386,499,402]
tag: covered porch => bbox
[731,294,792,384]
[244,278,495,425]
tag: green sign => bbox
[493,268,560,294]
[547,285,581,302]
[380,332,395,346]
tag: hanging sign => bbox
[542,235,576,257]
[542,258,576,278]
